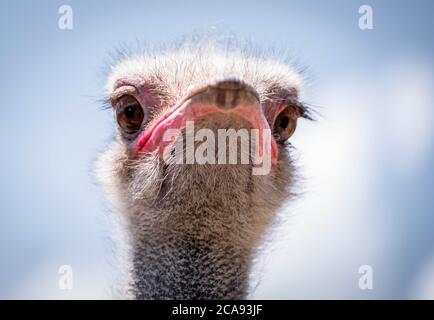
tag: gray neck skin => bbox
[121,142,287,299]
[129,227,252,299]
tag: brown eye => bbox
[273,106,298,142]
[115,95,144,134]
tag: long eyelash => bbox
[99,97,112,111]
[298,101,323,121]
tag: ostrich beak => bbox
[135,79,278,162]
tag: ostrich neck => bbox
[128,207,257,300]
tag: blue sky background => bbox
[0,0,433,298]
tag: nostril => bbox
[206,78,260,109]
[185,78,260,110]
[213,78,243,90]
[215,87,237,108]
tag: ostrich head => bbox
[97,38,311,299]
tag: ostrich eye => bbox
[115,95,144,134]
[273,106,298,142]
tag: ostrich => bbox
[96,38,311,299]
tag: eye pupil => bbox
[115,96,145,134]
[279,116,289,129]
[124,106,135,119]
[273,107,297,142]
